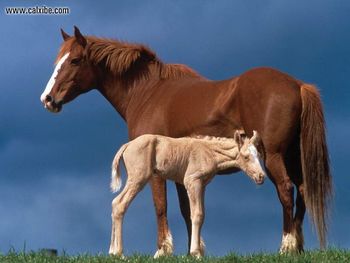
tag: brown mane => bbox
[56,36,202,80]
[160,63,203,79]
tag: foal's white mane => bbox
[188,134,233,141]
[190,130,247,142]
[190,135,234,141]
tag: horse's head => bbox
[234,130,266,185]
[40,26,97,113]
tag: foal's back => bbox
[122,135,219,183]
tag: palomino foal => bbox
[109,131,265,257]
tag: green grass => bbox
[1,249,349,263]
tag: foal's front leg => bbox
[184,176,205,258]
[176,183,206,255]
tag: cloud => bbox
[0,172,108,253]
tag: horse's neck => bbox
[96,62,204,123]
[96,67,160,121]
[97,77,127,120]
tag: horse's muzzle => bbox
[42,95,62,113]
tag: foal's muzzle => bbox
[254,172,265,185]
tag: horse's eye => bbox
[71,58,81,65]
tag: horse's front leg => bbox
[151,176,174,258]
[175,183,192,252]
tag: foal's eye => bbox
[70,58,81,65]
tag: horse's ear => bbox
[234,130,243,149]
[60,28,70,41]
[74,25,87,47]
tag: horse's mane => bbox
[56,36,202,80]
[160,63,202,79]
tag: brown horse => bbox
[40,26,332,255]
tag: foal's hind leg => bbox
[265,153,298,253]
[109,178,146,256]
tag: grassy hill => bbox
[1,249,350,262]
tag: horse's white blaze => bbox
[40,53,70,103]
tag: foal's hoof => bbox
[190,250,203,259]
[109,251,125,259]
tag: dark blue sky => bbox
[0,0,349,256]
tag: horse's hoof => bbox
[279,233,299,254]
[153,247,172,258]
[153,233,174,258]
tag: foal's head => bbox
[234,130,265,185]
[40,26,98,112]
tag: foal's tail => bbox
[111,143,129,193]
[300,84,333,249]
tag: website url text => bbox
[5,6,70,15]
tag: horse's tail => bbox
[300,84,333,249]
[110,143,129,193]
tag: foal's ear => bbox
[250,130,261,147]
[234,130,243,149]
[74,25,87,47]
[60,28,70,41]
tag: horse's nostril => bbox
[45,95,52,102]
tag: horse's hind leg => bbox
[265,152,298,253]
[109,177,147,256]
[294,185,305,251]
[151,177,174,258]
[286,143,305,252]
